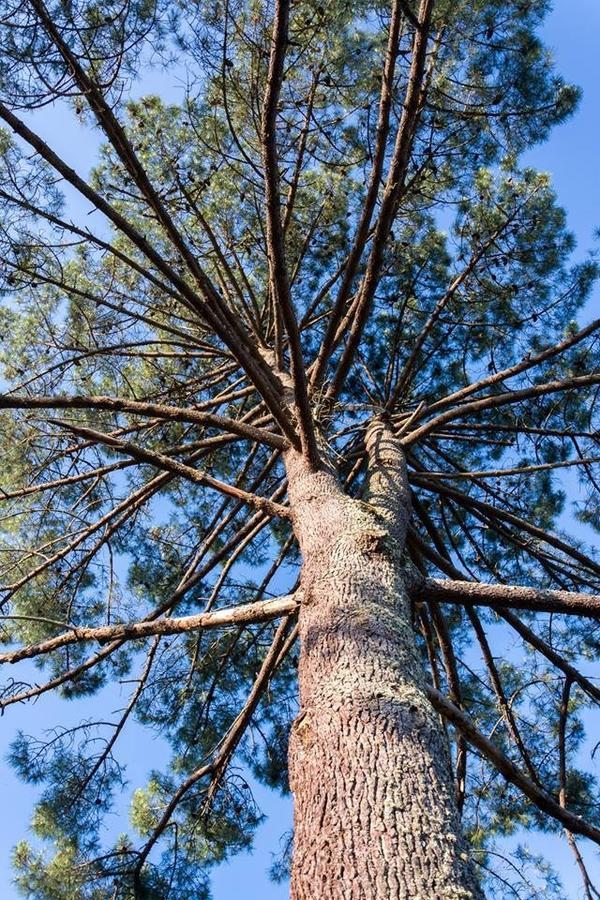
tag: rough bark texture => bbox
[416,577,600,618]
[286,423,483,899]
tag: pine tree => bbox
[0,0,599,896]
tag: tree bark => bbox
[285,423,483,899]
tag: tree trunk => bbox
[285,423,483,899]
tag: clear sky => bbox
[0,2,599,897]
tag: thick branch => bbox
[0,594,299,664]
[310,0,404,385]
[327,0,434,399]
[413,577,600,618]
[261,0,318,465]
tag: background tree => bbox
[0,0,599,896]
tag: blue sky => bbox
[525,0,600,255]
[1,1,599,897]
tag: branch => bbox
[465,606,541,784]
[421,457,600,480]
[407,533,600,707]
[2,470,167,600]
[261,0,318,465]
[0,100,298,447]
[411,473,600,578]
[327,0,435,399]
[427,600,468,813]
[310,0,404,385]
[133,616,294,882]
[427,686,600,846]
[0,188,205,331]
[0,459,133,501]
[51,420,291,519]
[0,393,288,451]
[388,221,515,408]
[412,578,600,618]
[398,0,421,29]
[0,484,289,711]
[499,609,600,706]
[402,372,600,446]
[426,315,600,418]
[433,423,600,441]
[0,595,299,664]
[558,677,600,900]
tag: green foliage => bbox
[0,0,598,896]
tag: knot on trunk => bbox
[291,711,315,751]
[354,527,388,555]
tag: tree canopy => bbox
[0,0,599,896]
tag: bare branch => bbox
[51,420,291,519]
[403,372,600,446]
[0,393,288,451]
[427,686,600,846]
[412,578,600,618]
[0,595,299,664]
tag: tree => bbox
[0,0,599,895]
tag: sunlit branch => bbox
[0,594,299,664]
[0,486,289,711]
